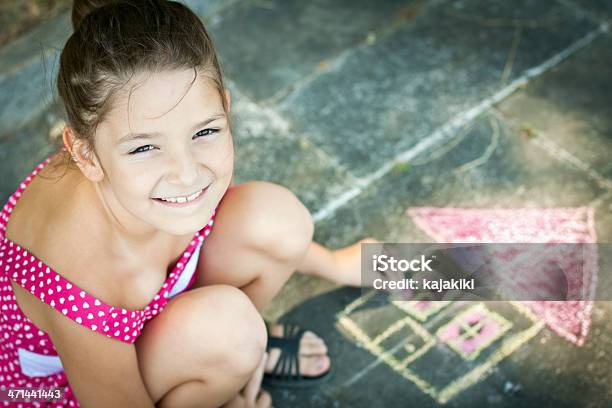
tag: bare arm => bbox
[45,308,156,408]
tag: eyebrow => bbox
[116,113,226,145]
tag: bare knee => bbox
[136,284,267,402]
[237,181,314,263]
[182,285,267,377]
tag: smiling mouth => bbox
[153,185,209,204]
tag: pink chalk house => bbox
[406,207,598,346]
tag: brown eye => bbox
[194,128,219,138]
[129,145,156,155]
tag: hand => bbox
[222,352,272,408]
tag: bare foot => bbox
[264,323,330,377]
[331,237,380,287]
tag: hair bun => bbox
[71,0,118,31]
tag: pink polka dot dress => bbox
[0,149,218,407]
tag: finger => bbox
[255,390,272,408]
[244,352,267,402]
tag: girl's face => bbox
[92,69,233,236]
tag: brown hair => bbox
[54,0,227,172]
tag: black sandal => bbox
[263,321,332,388]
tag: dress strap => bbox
[3,239,147,343]
[2,205,218,343]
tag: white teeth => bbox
[158,187,204,204]
[187,191,201,201]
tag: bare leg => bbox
[135,285,268,408]
[138,182,374,406]
[222,353,272,408]
[195,182,331,377]
[195,182,314,310]
[296,238,380,287]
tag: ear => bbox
[224,89,231,113]
[62,126,105,183]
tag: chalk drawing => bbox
[407,207,597,346]
[436,303,512,361]
[335,206,596,403]
[394,300,451,322]
[336,290,543,404]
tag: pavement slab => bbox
[310,112,606,248]
[497,34,612,181]
[0,99,65,204]
[225,83,360,214]
[233,130,358,215]
[277,0,599,177]
[593,193,612,243]
[0,49,63,138]
[569,0,612,22]
[209,0,423,103]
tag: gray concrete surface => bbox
[0,0,610,407]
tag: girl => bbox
[0,0,372,407]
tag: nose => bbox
[166,148,200,188]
